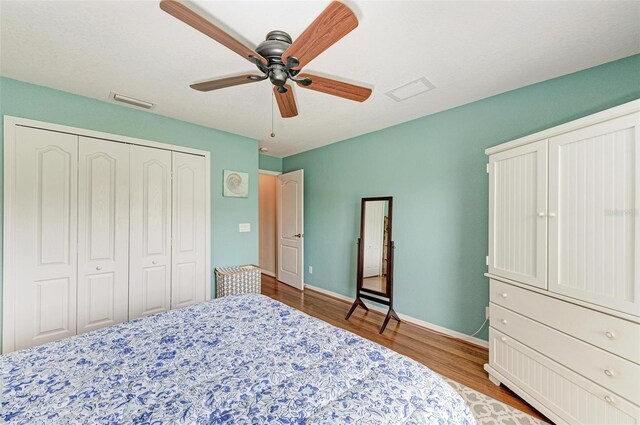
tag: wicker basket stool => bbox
[215,265,262,297]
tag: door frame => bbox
[259,169,282,278]
[3,115,211,353]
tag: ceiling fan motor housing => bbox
[256,31,292,64]
[255,31,304,89]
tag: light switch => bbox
[239,223,251,233]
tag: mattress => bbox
[1,294,475,424]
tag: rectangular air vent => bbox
[385,77,436,102]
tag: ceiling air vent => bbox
[109,92,155,109]
[385,77,436,102]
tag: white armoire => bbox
[485,101,640,424]
[3,117,210,353]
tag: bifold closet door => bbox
[129,145,172,319]
[548,113,639,315]
[12,127,78,351]
[171,152,207,309]
[77,137,130,334]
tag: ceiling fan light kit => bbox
[160,0,372,118]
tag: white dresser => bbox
[484,100,640,425]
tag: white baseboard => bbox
[304,283,489,349]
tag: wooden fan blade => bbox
[160,0,266,65]
[283,1,358,70]
[296,73,371,102]
[274,85,298,118]
[190,74,263,92]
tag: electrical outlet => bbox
[485,306,490,319]
[308,266,313,274]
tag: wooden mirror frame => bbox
[346,196,400,333]
[357,196,393,298]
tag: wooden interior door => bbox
[277,170,304,290]
[488,140,548,289]
[129,145,172,319]
[171,152,207,309]
[77,137,130,333]
[548,113,639,315]
[11,126,78,351]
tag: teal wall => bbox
[0,77,260,336]
[283,55,640,341]
[259,154,283,172]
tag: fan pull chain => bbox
[270,91,275,138]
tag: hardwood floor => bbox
[261,274,550,422]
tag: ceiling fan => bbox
[159,0,372,118]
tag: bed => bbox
[1,294,475,424]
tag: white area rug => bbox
[444,378,551,425]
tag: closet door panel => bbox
[12,126,78,351]
[549,113,639,315]
[171,152,206,309]
[77,137,130,333]
[129,146,172,319]
[488,140,547,289]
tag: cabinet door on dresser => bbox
[488,140,548,288]
[129,145,172,319]
[549,113,640,316]
[77,137,130,333]
[171,152,207,309]
[11,127,78,351]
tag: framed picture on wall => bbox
[223,170,249,197]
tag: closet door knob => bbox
[548,212,556,218]
[604,369,615,377]
[96,266,102,271]
[501,319,508,325]
[152,260,158,265]
[537,212,546,217]
[604,395,614,404]
[500,336,507,342]
[605,331,616,339]
[501,293,508,299]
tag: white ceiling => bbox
[2,1,639,157]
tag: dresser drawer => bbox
[488,328,640,425]
[491,303,640,404]
[490,279,640,364]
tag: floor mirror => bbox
[345,196,400,333]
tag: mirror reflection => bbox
[361,200,389,294]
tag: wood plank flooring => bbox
[261,274,549,422]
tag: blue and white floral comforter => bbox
[1,294,474,424]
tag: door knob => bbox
[96,266,102,271]
[294,233,303,238]
[152,260,158,265]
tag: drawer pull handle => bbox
[501,319,508,325]
[604,369,615,377]
[500,336,507,342]
[501,293,508,299]
[604,395,614,404]
[605,331,616,339]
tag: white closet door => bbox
[171,152,206,309]
[77,137,129,333]
[549,113,639,315]
[488,140,547,289]
[129,145,172,319]
[12,126,78,351]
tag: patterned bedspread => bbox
[1,294,475,424]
